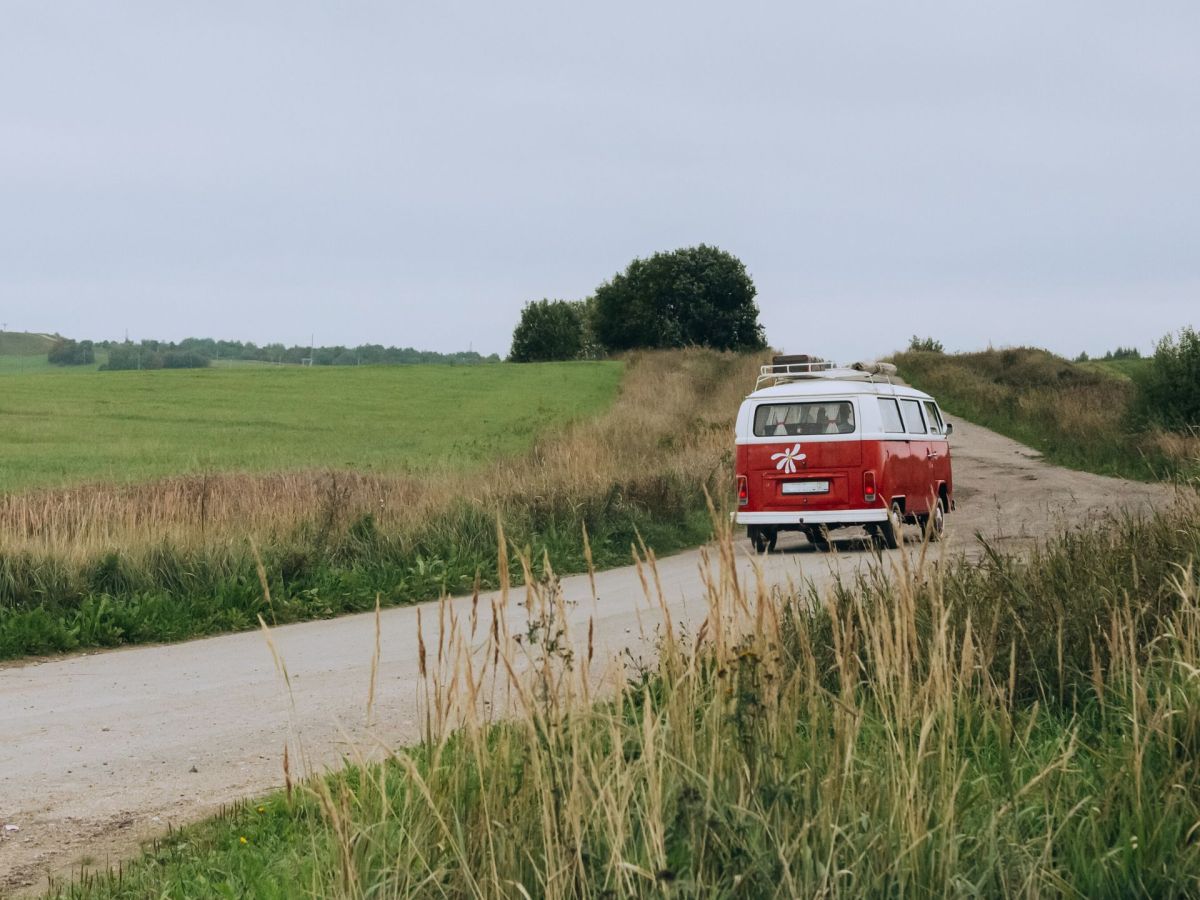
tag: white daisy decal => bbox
[771,443,806,474]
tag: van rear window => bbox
[754,401,855,436]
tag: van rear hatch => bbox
[753,439,863,512]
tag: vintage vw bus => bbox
[734,358,954,552]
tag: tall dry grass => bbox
[1144,427,1200,474]
[52,497,1200,898]
[286,501,1200,896]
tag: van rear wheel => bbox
[750,527,777,554]
[876,502,904,550]
[922,498,946,542]
[806,527,831,552]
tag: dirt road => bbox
[0,419,1172,893]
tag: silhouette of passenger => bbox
[833,405,853,433]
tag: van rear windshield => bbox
[754,401,855,436]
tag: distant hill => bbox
[0,331,59,356]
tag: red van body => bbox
[734,365,954,551]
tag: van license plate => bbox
[782,481,829,495]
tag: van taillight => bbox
[864,471,877,503]
[737,475,749,506]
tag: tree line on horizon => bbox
[45,336,500,370]
[509,244,767,362]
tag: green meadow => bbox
[0,330,57,356]
[0,354,55,374]
[0,350,744,660]
[0,361,623,493]
[1079,357,1152,381]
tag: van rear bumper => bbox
[736,509,889,526]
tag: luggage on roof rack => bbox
[771,354,822,366]
[849,361,898,376]
[755,359,897,390]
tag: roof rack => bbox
[755,359,898,391]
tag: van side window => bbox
[877,398,905,433]
[753,401,855,436]
[899,399,927,434]
[922,401,945,435]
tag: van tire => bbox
[750,527,777,554]
[876,502,904,550]
[806,527,831,552]
[923,498,946,542]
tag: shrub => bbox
[47,338,95,366]
[162,350,211,369]
[1135,326,1200,431]
[509,299,585,362]
[907,335,944,353]
[592,245,765,352]
[101,344,163,370]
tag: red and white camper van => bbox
[734,358,954,552]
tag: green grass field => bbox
[0,330,57,356]
[0,361,622,493]
[0,350,751,661]
[1080,357,1152,381]
[0,353,54,373]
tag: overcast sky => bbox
[2,2,1196,361]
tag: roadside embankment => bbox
[894,346,1200,481]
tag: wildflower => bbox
[240,836,248,845]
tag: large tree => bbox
[509,299,585,362]
[592,245,765,352]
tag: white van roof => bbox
[747,380,934,402]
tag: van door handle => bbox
[926,449,938,459]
